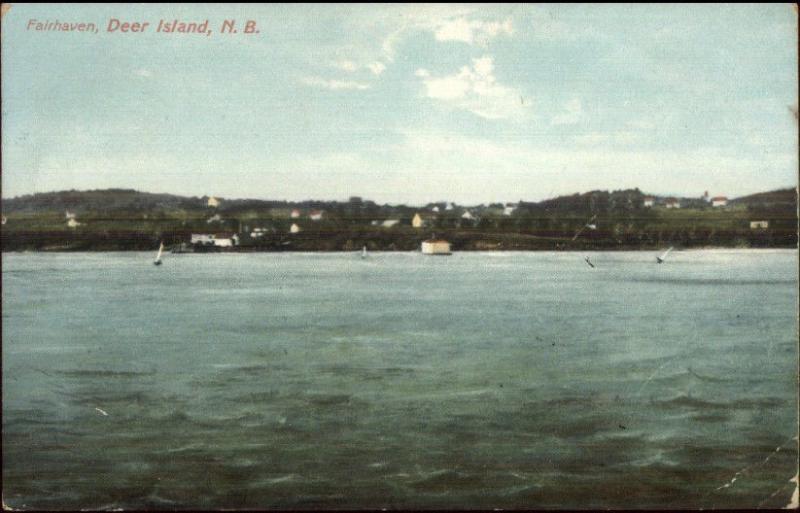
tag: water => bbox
[2,250,797,509]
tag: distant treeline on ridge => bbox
[1,187,796,251]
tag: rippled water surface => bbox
[2,250,798,509]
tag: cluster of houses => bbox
[45,191,762,250]
[176,189,778,248]
[639,192,769,229]
[190,232,238,247]
[409,203,516,229]
[290,209,323,221]
[642,191,729,209]
[65,210,82,228]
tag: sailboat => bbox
[361,246,368,259]
[656,246,673,264]
[154,242,164,266]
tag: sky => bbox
[1,3,797,205]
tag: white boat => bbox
[656,246,673,264]
[361,246,367,259]
[154,242,164,266]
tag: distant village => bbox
[1,187,795,252]
[127,191,761,251]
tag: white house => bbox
[750,220,769,229]
[382,219,400,228]
[461,210,474,220]
[421,239,451,255]
[643,196,655,207]
[431,206,440,213]
[67,218,82,228]
[251,227,273,238]
[191,233,215,245]
[503,205,516,216]
[191,233,237,247]
[290,209,301,219]
[711,196,728,207]
[207,196,220,208]
[665,198,680,209]
[290,223,301,233]
[412,213,434,228]
[309,210,324,221]
[1,215,7,225]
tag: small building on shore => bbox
[665,198,680,209]
[750,220,769,230]
[643,196,655,207]
[191,232,237,247]
[421,238,451,255]
[250,227,272,238]
[290,223,301,234]
[413,213,435,228]
[711,196,728,207]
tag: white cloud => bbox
[420,56,527,120]
[301,77,371,91]
[434,17,513,46]
[344,6,512,62]
[367,62,386,75]
[330,59,385,76]
[332,60,358,72]
[425,74,471,101]
[551,98,583,125]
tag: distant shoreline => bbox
[3,187,796,252]
[3,246,797,254]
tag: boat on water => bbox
[656,246,673,264]
[361,246,368,259]
[154,242,164,266]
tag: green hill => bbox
[1,187,797,251]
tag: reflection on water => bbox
[2,250,798,509]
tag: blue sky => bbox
[2,4,797,204]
